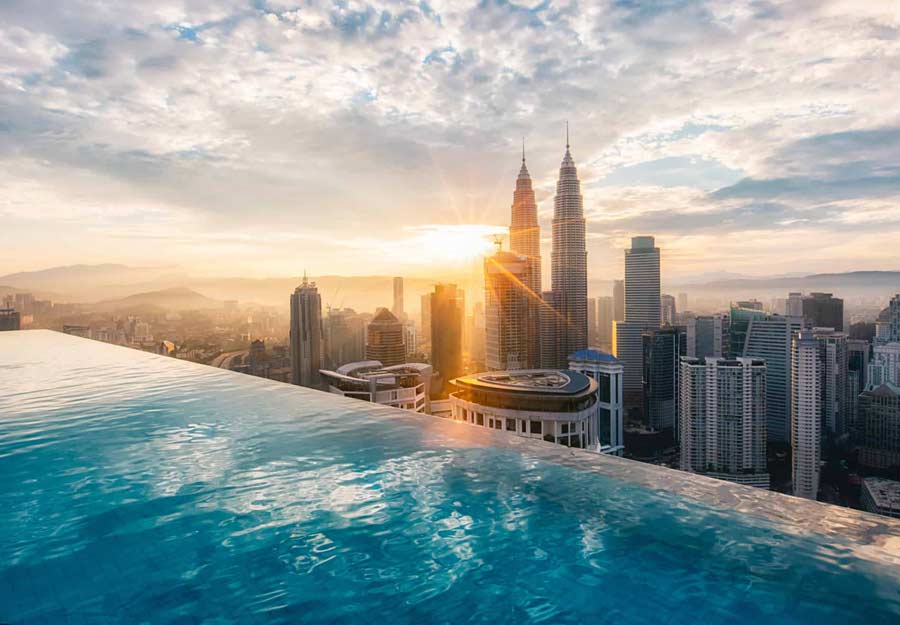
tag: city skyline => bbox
[3,1,900,279]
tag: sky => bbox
[1,0,899,281]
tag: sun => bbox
[404,224,508,265]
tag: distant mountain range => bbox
[2,264,898,313]
[93,287,220,312]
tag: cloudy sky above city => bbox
[2,0,899,281]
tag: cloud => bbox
[0,0,899,278]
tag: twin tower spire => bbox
[508,127,588,368]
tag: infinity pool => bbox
[1,331,899,624]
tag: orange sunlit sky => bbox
[2,1,900,281]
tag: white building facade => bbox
[568,349,625,456]
[679,357,769,488]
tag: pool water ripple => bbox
[1,331,899,624]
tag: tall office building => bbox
[588,298,598,345]
[679,357,769,488]
[290,276,323,388]
[392,277,404,319]
[420,293,431,356]
[365,308,406,367]
[792,329,822,500]
[687,314,726,359]
[323,307,366,369]
[677,292,688,314]
[888,294,900,343]
[728,306,768,358]
[625,236,661,327]
[547,130,588,368]
[868,342,900,388]
[597,296,614,351]
[507,147,543,368]
[430,283,463,396]
[642,327,683,431]
[743,314,804,443]
[856,383,900,470]
[613,280,625,322]
[484,249,536,371]
[786,292,803,317]
[616,236,662,410]
[802,292,843,331]
[660,294,676,327]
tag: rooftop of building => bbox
[568,349,619,364]
[452,369,593,396]
[863,477,900,510]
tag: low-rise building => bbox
[861,477,900,518]
[448,369,598,448]
[320,360,432,413]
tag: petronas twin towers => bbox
[506,131,588,369]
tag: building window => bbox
[476,413,484,426]
[530,420,542,435]
[506,418,515,431]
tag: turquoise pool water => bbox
[1,331,899,624]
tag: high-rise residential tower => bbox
[507,146,542,368]
[547,129,588,368]
[679,357,769,488]
[392,277,404,320]
[792,329,822,500]
[290,276,323,388]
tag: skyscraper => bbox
[548,129,588,368]
[323,307,366,369]
[856,383,900,470]
[786,292,803,317]
[660,294,676,326]
[677,292,688,314]
[484,249,534,371]
[812,327,849,436]
[430,283,463,397]
[625,236,661,327]
[507,147,542,368]
[890,294,900,342]
[290,276,323,388]
[597,296,614,352]
[792,329,822,500]
[743,314,804,443]
[802,292,844,331]
[392,277,404,320]
[365,308,406,367]
[588,298,598,345]
[687,314,726,359]
[679,357,769,488]
[613,280,625,322]
[615,236,662,410]
[642,327,683,431]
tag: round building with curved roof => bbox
[448,369,598,448]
